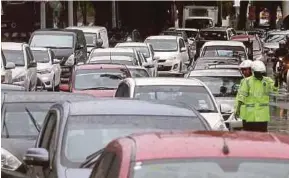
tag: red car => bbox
[69,64,131,97]
[88,131,289,178]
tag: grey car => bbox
[23,99,210,178]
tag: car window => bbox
[129,68,150,78]
[92,152,115,178]
[179,39,186,49]
[38,111,57,149]
[32,50,50,63]
[2,49,25,66]
[107,154,120,178]
[30,34,74,48]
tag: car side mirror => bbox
[5,62,15,69]
[28,61,37,68]
[219,104,233,114]
[23,148,49,167]
[53,59,61,64]
[180,47,187,52]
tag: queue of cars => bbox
[2,26,289,178]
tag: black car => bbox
[1,92,96,177]
[29,29,87,86]
[23,99,210,178]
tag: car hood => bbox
[37,62,51,71]
[1,138,36,161]
[263,42,279,49]
[154,51,179,60]
[51,48,74,59]
[11,67,26,79]
[200,112,223,129]
[65,168,91,178]
[72,89,116,97]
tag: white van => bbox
[66,26,109,53]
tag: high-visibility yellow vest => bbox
[236,76,278,122]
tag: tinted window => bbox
[145,39,178,52]
[30,34,74,48]
[178,30,198,38]
[185,19,213,29]
[74,68,130,90]
[31,50,50,63]
[134,85,217,112]
[202,46,246,60]
[189,76,242,96]
[2,103,53,138]
[200,31,227,40]
[133,158,289,178]
[61,115,206,167]
[2,49,25,66]
[117,46,150,58]
[129,68,150,78]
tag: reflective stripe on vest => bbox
[246,103,269,107]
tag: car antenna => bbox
[222,137,230,155]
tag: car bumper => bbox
[157,60,181,75]
[37,73,53,89]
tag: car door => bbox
[25,46,37,89]
[115,82,130,97]
[28,111,58,178]
[179,38,189,63]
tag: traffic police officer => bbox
[235,60,278,132]
[234,60,253,128]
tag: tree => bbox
[237,0,249,30]
[79,1,87,25]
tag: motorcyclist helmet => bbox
[252,60,266,72]
[95,38,103,48]
[239,60,253,69]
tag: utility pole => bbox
[40,2,46,29]
[68,1,73,27]
[112,1,117,28]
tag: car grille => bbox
[158,65,172,71]
[158,59,166,63]
[60,66,72,84]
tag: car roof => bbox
[1,84,26,91]
[92,48,134,53]
[197,56,240,61]
[65,99,198,116]
[124,77,204,86]
[1,42,25,50]
[32,28,79,35]
[175,28,198,32]
[89,56,134,61]
[188,69,242,77]
[121,131,289,161]
[116,42,148,47]
[145,35,178,40]
[200,27,229,31]
[76,63,126,70]
[66,26,106,33]
[203,41,246,47]
[2,92,96,103]
[126,65,146,69]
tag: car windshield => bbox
[264,34,286,43]
[30,34,74,48]
[134,85,217,112]
[185,19,213,29]
[90,51,135,59]
[178,30,198,38]
[133,158,289,178]
[2,49,25,66]
[202,46,246,60]
[61,115,206,168]
[2,103,52,139]
[74,68,129,90]
[129,68,150,78]
[199,31,228,40]
[31,50,50,63]
[145,39,178,52]
[189,76,242,97]
[118,46,150,58]
[84,33,97,47]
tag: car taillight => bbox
[1,75,5,83]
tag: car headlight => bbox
[1,148,21,171]
[65,54,75,66]
[12,75,25,83]
[37,69,52,74]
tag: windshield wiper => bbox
[79,148,104,168]
[25,108,41,132]
[197,109,216,113]
[81,87,116,90]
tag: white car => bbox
[115,77,227,131]
[145,35,190,75]
[31,47,61,91]
[2,42,37,91]
[115,42,158,76]
[126,65,150,78]
[199,41,248,61]
[87,55,139,66]
[1,49,15,84]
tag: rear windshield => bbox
[200,31,227,40]
[30,33,74,48]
